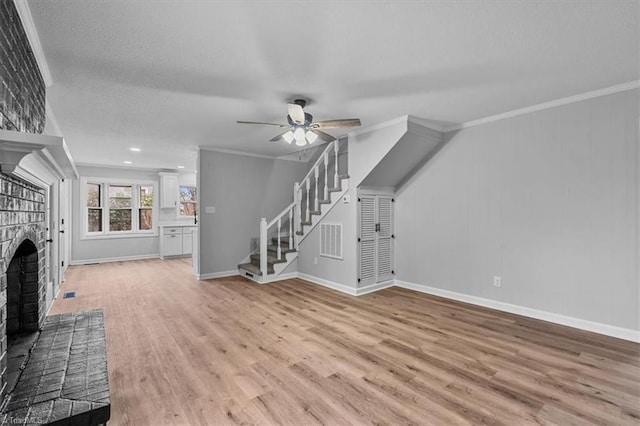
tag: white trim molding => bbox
[355,280,394,296]
[394,280,640,343]
[70,254,159,265]
[297,273,359,296]
[445,81,640,132]
[13,0,53,87]
[197,270,239,281]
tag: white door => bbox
[58,179,68,285]
[358,194,394,286]
[45,185,54,309]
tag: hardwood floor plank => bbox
[49,259,640,425]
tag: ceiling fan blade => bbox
[237,120,288,127]
[310,119,361,129]
[310,129,336,143]
[269,130,291,142]
[287,103,305,124]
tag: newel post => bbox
[260,218,268,276]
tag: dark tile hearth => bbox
[1,310,110,425]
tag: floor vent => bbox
[63,291,76,299]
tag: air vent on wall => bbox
[320,223,343,259]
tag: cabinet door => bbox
[160,174,178,208]
[358,194,394,286]
[163,234,182,256]
[182,231,193,255]
[358,196,377,287]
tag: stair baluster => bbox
[277,218,281,260]
[259,218,268,276]
[306,178,311,223]
[334,139,340,187]
[289,208,293,249]
[323,152,329,201]
[294,182,301,237]
[314,165,319,212]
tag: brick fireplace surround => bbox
[0,173,47,398]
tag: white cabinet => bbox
[163,234,182,256]
[159,225,196,258]
[159,173,179,208]
[182,228,194,255]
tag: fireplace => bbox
[0,174,47,401]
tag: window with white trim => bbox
[82,177,158,238]
[179,185,197,216]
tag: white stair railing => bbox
[259,201,296,276]
[257,139,343,276]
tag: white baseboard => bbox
[197,270,239,280]
[355,280,395,295]
[70,254,159,265]
[297,273,358,296]
[263,271,298,284]
[394,280,640,343]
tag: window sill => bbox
[80,232,158,241]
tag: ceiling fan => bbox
[237,99,361,146]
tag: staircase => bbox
[238,139,349,283]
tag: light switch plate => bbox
[205,206,215,214]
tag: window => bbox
[109,185,132,232]
[86,183,102,232]
[82,178,157,238]
[179,186,197,216]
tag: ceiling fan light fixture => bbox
[282,130,294,144]
[305,130,318,143]
[294,127,305,142]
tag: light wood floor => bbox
[50,258,639,426]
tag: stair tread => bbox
[339,174,350,179]
[310,210,321,215]
[238,263,273,276]
[328,187,342,192]
[318,199,331,204]
[250,253,287,264]
[301,221,312,226]
[267,246,296,254]
[270,237,292,245]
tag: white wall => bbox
[197,150,308,276]
[71,165,161,263]
[297,197,358,287]
[395,89,639,332]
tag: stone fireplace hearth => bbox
[0,174,47,401]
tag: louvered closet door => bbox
[376,196,394,282]
[358,196,376,287]
[358,195,394,287]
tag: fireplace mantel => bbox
[0,129,78,185]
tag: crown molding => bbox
[74,162,168,173]
[198,146,304,163]
[13,0,53,87]
[445,80,640,132]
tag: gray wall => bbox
[395,89,639,331]
[71,165,161,263]
[198,150,308,275]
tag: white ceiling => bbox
[27,1,639,171]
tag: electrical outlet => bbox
[314,257,318,265]
[493,276,502,287]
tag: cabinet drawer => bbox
[164,227,182,234]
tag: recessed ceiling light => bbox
[123,161,132,164]
[130,147,141,152]
[177,165,185,169]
